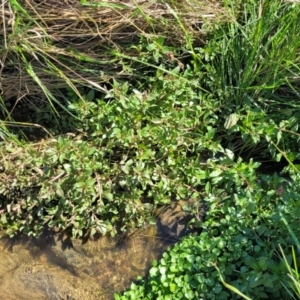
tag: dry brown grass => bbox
[0,0,226,106]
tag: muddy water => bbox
[0,200,203,300]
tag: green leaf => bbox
[86,89,95,101]
[150,267,158,276]
[55,184,65,198]
[224,148,234,161]
[103,192,114,201]
[152,260,158,267]
[224,113,239,129]
[263,275,274,288]
[209,169,222,178]
[205,181,211,194]
[213,286,223,294]
[184,290,194,299]
[170,283,177,292]
[1,213,7,224]
[159,266,167,275]
[170,265,178,272]
[114,293,121,300]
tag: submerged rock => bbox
[157,198,206,240]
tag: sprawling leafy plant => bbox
[0,68,222,238]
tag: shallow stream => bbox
[0,200,200,300]
[0,226,174,299]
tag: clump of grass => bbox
[202,0,300,111]
[279,212,300,299]
[195,0,300,166]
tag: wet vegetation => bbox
[1,0,300,299]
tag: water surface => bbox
[0,200,197,299]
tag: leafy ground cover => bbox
[117,168,300,299]
[1,0,300,299]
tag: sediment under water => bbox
[0,200,199,300]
